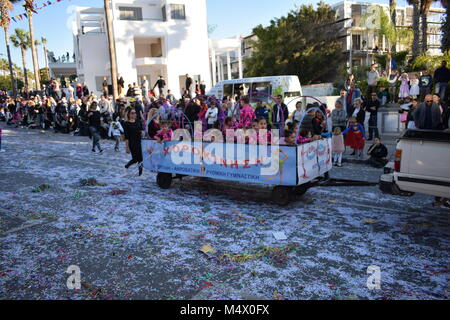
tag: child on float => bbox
[257,118,272,145]
[155,121,173,143]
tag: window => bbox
[284,91,301,98]
[352,35,361,50]
[250,82,271,103]
[170,4,186,20]
[119,7,143,21]
[223,84,233,98]
[162,5,167,21]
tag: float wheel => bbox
[272,186,291,206]
[157,173,173,189]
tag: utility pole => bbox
[104,0,119,101]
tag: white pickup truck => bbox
[380,129,450,199]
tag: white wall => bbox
[76,32,110,96]
[109,0,211,98]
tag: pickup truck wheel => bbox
[272,186,291,206]
[157,173,172,189]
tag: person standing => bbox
[349,98,366,128]
[152,76,166,98]
[365,92,381,141]
[166,90,175,104]
[185,74,193,98]
[331,100,347,133]
[367,64,380,99]
[336,89,348,116]
[200,81,206,96]
[388,70,399,103]
[118,76,125,96]
[141,76,149,100]
[124,107,144,176]
[398,73,410,100]
[82,83,90,97]
[87,102,103,154]
[109,116,124,152]
[419,71,433,101]
[205,102,218,129]
[272,95,289,130]
[346,83,362,116]
[414,95,443,130]
[433,61,450,102]
[102,77,109,97]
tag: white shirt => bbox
[109,121,124,137]
[206,107,218,124]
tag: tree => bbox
[408,0,421,59]
[104,0,118,100]
[413,50,450,70]
[41,36,49,78]
[420,0,435,54]
[244,2,345,85]
[390,0,397,52]
[363,5,412,75]
[10,28,31,90]
[441,0,450,52]
[39,67,48,83]
[0,0,21,96]
[24,0,40,90]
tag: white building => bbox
[333,1,445,68]
[209,34,257,85]
[72,0,211,98]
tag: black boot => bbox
[138,163,143,176]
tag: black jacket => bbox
[88,111,101,130]
[349,107,366,125]
[272,103,289,124]
[434,66,450,83]
[368,144,388,159]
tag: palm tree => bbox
[10,28,31,90]
[0,0,21,96]
[104,0,119,100]
[408,0,421,59]
[364,5,412,75]
[41,36,49,78]
[34,38,40,70]
[24,0,40,90]
[420,0,435,54]
[390,0,397,52]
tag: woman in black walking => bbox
[124,107,144,176]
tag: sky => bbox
[0,0,428,72]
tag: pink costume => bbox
[155,129,173,142]
[238,105,256,128]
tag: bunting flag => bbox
[10,0,72,23]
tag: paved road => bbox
[0,124,449,300]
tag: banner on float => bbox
[297,138,332,185]
[142,140,298,186]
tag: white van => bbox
[207,75,303,112]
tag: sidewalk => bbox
[342,132,400,165]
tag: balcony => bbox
[135,57,167,66]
